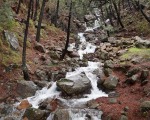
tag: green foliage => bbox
[0,1,15,31]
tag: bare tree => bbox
[60,0,72,60]
[33,0,39,21]
[22,0,33,80]
[36,0,46,42]
[16,0,22,14]
[54,0,60,27]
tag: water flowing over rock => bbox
[56,75,91,95]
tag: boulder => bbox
[23,108,49,120]
[16,80,38,98]
[140,101,150,112]
[140,69,149,81]
[56,76,91,95]
[53,109,70,120]
[35,69,48,81]
[125,74,139,85]
[3,30,19,50]
[84,14,96,22]
[34,42,46,53]
[126,68,140,77]
[103,75,119,90]
[134,36,150,48]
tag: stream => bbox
[0,8,108,120]
[24,9,108,120]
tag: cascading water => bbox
[14,8,108,120]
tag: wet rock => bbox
[140,101,150,112]
[16,80,38,98]
[84,33,95,41]
[34,42,46,53]
[56,75,91,95]
[68,51,79,58]
[17,100,31,110]
[87,100,99,109]
[140,69,149,81]
[3,30,19,50]
[97,72,106,87]
[126,68,140,77]
[34,80,49,88]
[53,109,70,120]
[84,14,96,22]
[103,75,119,90]
[35,69,48,81]
[23,108,49,120]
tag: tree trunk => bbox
[112,0,124,28]
[16,0,22,14]
[36,0,46,42]
[138,1,150,23]
[54,0,60,27]
[60,0,72,60]
[33,0,39,21]
[22,0,32,80]
[31,0,34,19]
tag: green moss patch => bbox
[120,47,150,59]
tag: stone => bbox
[126,68,140,77]
[103,68,112,77]
[140,69,149,81]
[53,109,70,120]
[140,101,150,112]
[56,75,91,95]
[3,30,19,50]
[17,100,31,110]
[103,75,119,90]
[16,80,38,98]
[84,14,96,22]
[134,36,150,48]
[34,42,46,53]
[125,74,139,85]
[23,108,49,120]
[104,60,114,68]
[35,69,48,81]
[34,80,49,88]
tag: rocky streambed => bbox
[1,8,150,120]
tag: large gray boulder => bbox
[56,75,91,95]
[53,109,70,120]
[16,80,38,98]
[3,30,19,50]
[103,75,119,90]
